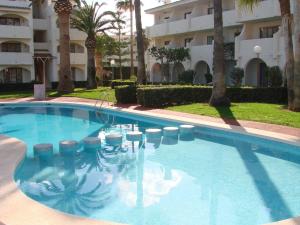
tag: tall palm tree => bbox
[209,0,230,106]
[134,0,146,84]
[238,0,295,110]
[72,0,116,89]
[54,0,74,93]
[116,0,135,76]
[294,0,300,111]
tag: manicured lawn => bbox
[0,91,32,99]
[48,87,116,102]
[166,103,300,128]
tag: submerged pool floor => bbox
[0,105,299,225]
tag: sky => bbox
[85,0,166,28]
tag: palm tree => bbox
[134,0,146,84]
[209,0,230,106]
[116,0,135,76]
[54,0,74,93]
[238,0,295,110]
[294,0,300,111]
[72,0,116,89]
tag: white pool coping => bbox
[0,101,299,225]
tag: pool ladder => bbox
[95,92,114,125]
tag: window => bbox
[164,40,170,46]
[184,12,192,19]
[1,42,21,52]
[207,7,214,15]
[0,68,23,83]
[0,17,20,26]
[184,38,193,47]
[259,26,279,38]
[207,36,214,45]
[164,16,170,21]
[234,31,241,37]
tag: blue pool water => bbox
[0,104,300,225]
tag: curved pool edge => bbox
[0,135,125,225]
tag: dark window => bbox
[184,12,192,19]
[259,26,279,38]
[207,36,214,45]
[1,43,21,52]
[1,68,23,83]
[164,41,170,46]
[164,16,170,21]
[0,17,20,25]
[184,38,193,47]
[234,31,241,37]
[207,7,214,15]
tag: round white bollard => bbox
[105,133,123,146]
[59,140,78,155]
[126,131,143,142]
[83,137,101,150]
[33,143,53,160]
[163,127,179,137]
[146,128,162,139]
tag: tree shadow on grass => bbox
[214,104,241,127]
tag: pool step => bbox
[33,143,53,160]
[59,140,79,155]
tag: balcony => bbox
[70,29,87,41]
[33,19,48,30]
[236,0,280,22]
[147,9,236,38]
[57,53,86,65]
[0,25,31,39]
[0,53,33,65]
[34,42,49,52]
[0,0,30,10]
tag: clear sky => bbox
[85,0,165,28]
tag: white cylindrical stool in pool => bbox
[163,127,179,137]
[105,133,123,146]
[146,129,162,139]
[33,143,53,160]
[126,131,143,142]
[179,125,195,140]
[83,137,101,150]
[59,140,78,155]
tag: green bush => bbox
[115,85,137,104]
[267,66,283,87]
[178,70,195,84]
[205,73,213,83]
[111,80,136,89]
[230,67,244,87]
[137,86,287,107]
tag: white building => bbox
[145,0,290,87]
[0,0,87,88]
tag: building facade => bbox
[0,0,87,88]
[145,0,291,87]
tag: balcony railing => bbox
[0,53,33,65]
[0,25,31,39]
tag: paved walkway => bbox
[1,96,299,139]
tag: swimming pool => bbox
[0,103,299,225]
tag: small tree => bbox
[267,66,283,87]
[230,67,244,87]
[178,70,195,84]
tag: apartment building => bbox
[145,0,288,87]
[0,0,87,88]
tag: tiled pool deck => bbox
[0,97,299,225]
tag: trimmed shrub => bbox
[111,80,136,89]
[0,83,34,92]
[115,85,137,104]
[230,68,244,87]
[137,86,287,107]
[178,70,194,84]
[205,72,213,83]
[267,66,283,87]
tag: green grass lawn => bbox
[48,87,116,102]
[166,103,300,128]
[0,91,33,99]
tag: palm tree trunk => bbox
[209,0,230,106]
[134,0,146,84]
[85,36,97,89]
[130,0,135,76]
[293,0,300,111]
[279,0,294,110]
[56,5,74,94]
[118,29,123,79]
[95,51,103,86]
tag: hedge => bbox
[136,86,287,107]
[0,83,34,92]
[115,85,137,104]
[111,80,136,89]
